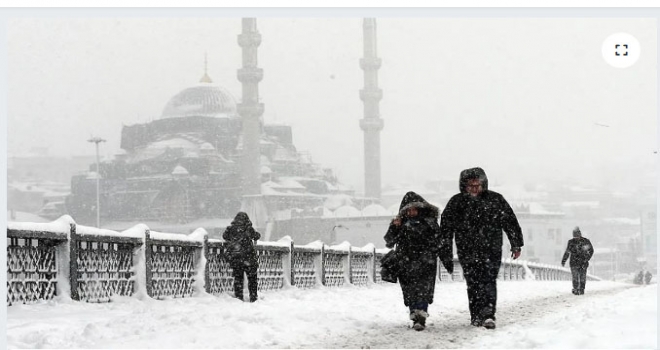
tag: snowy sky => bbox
[6,281,657,348]
[7,17,657,192]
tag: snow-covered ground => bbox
[7,281,656,349]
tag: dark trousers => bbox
[408,302,429,313]
[231,263,258,301]
[571,265,588,293]
[462,261,501,322]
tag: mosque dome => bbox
[161,80,238,119]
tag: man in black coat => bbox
[561,227,594,295]
[439,167,524,329]
[223,212,261,302]
[384,191,454,331]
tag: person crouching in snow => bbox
[384,191,453,331]
[223,212,261,302]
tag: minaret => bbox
[237,18,267,228]
[200,52,212,83]
[359,18,384,201]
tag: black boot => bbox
[483,318,496,329]
[411,310,427,331]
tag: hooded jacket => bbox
[439,167,524,265]
[383,191,451,306]
[223,212,261,266]
[384,191,452,268]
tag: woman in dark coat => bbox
[223,212,261,302]
[384,191,453,331]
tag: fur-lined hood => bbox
[397,191,439,219]
[459,167,489,194]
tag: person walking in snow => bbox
[384,191,453,331]
[644,270,652,285]
[561,227,594,295]
[223,212,261,302]
[439,167,524,329]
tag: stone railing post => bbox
[289,240,295,287]
[371,246,377,283]
[68,223,79,301]
[203,234,210,294]
[144,229,153,298]
[347,246,353,285]
[281,239,294,287]
[319,244,326,286]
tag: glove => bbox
[443,260,454,275]
[510,247,521,260]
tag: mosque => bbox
[65,18,385,239]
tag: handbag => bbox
[380,249,402,283]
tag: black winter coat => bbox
[384,192,451,306]
[439,168,524,267]
[223,212,261,267]
[561,237,594,267]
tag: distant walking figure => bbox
[384,191,453,331]
[223,212,261,302]
[561,227,594,295]
[439,167,524,329]
[644,270,653,285]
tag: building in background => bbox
[7,149,93,218]
[65,72,351,228]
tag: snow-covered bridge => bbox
[8,216,597,305]
[6,216,656,349]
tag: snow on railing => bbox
[6,216,599,306]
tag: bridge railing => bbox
[7,216,600,306]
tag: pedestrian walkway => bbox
[6,281,656,349]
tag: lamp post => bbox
[88,137,106,228]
